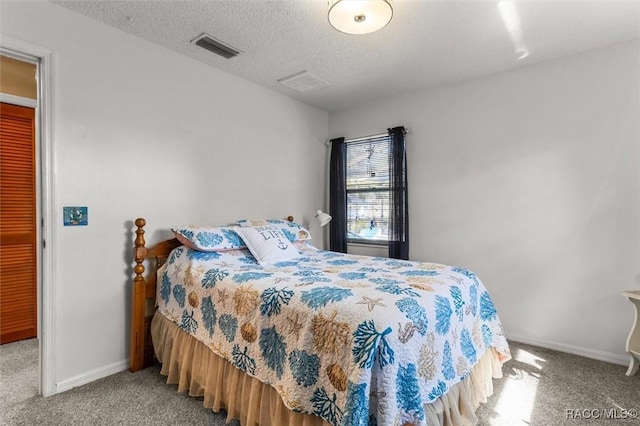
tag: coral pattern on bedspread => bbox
[157,243,511,426]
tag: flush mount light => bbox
[328,0,393,35]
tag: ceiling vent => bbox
[277,71,329,92]
[191,33,240,59]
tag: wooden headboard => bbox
[129,218,181,372]
[129,216,298,372]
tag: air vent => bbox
[191,33,240,59]
[277,71,329,92]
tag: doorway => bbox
[0,39,54,396]
[1,54,38,345]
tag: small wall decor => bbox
[63,206,88,226]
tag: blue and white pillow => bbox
[172,225,246,252]
[236,219,312,242]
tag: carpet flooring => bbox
[1,339,638,425]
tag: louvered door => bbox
[0,102,37,344]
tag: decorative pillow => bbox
[171,225,246,252]
[236,219,312,242]
[170,246,259,266]
[234,225,301,265]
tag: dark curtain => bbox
[329,137,347,253]
[388,126,409,259]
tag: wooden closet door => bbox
[0,102,37,344]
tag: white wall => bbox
[1,1,328,393]
[330,40,640,364]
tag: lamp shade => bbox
[315,210,332,227]
[328,0,393,35]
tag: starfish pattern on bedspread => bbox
[157,244,511,426]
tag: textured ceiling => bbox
[54,0,640,112]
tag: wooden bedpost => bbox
[129,218,182,373]
[130,218,148,372]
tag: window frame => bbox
[344,134,392,246]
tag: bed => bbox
[129,218,511,426]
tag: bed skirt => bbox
[151,311,504,426]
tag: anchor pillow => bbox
[234,225,301,265]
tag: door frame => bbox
[1,36,56,397]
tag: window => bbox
[329,126,408,259]
[346,135,392,243]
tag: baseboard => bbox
[505,331,629,366]
[55,359,128,394]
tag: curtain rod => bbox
[325,127,410,146]
[345,132,388,143]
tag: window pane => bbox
[346,138,390,191]
[347,190,389,241]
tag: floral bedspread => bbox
[156,243,511,426]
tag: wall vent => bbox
[191,33,240,59]
[277,71,329,92]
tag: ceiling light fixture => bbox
[328,0,393,35]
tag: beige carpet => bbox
[1,339,638,425]
[476,342,639,425]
